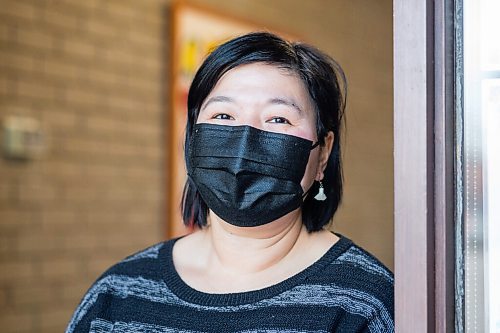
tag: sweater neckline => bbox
[161,233,353,306]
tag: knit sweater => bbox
[66,235,394,333]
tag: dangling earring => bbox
[314,181,327,201]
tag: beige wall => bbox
[0,1,393,332]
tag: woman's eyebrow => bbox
[202,95,235,110]
[268,97,303,115]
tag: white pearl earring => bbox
[314,181,327,201]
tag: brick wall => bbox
[0,1,167,331]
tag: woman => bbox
[66,32,394,333]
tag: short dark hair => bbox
[181,32,347,232]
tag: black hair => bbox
[181,32,347,232]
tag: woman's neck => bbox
[203,209,307,275]
[172,209,338,293]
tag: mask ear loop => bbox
[301,141,321,200]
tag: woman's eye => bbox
[213,113,233,120]
[268,117,291,124]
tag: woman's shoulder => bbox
[333,237,394,285]
[117,241,167,267]
[333,238,393,308]
[94,239,176,284]
[76,240,175,310]
[65,240,176,333]
[300,234,394,324]
[82,239,175,296]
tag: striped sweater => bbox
[66,235,394,333]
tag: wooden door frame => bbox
[394,0,456,331]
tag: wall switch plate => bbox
[1,116,47,160]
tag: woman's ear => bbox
[316,131,334,181]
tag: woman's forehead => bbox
[216,63,300,84]
[204,63,312,108]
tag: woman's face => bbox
[196,63,332,193]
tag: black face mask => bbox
[187,123,318,227]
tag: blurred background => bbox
[0,0,393,331]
